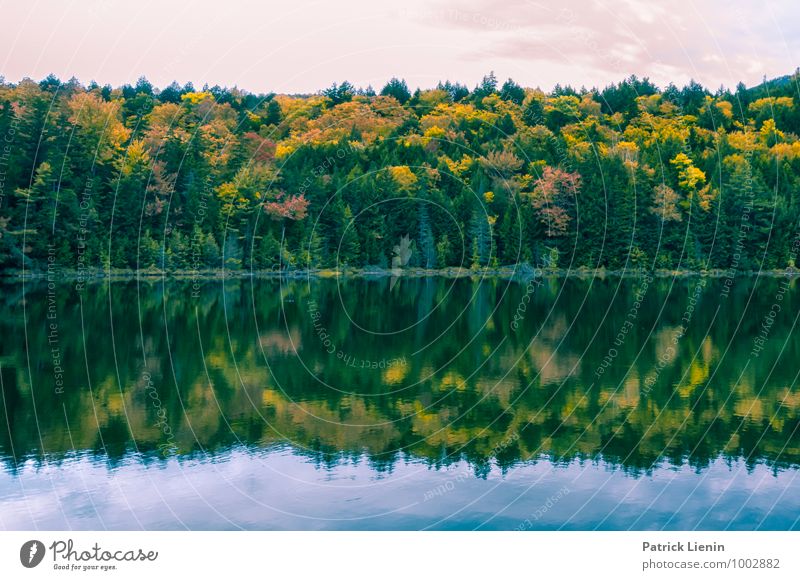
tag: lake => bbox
[1,274,799,530]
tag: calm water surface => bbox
[1,275,799,530]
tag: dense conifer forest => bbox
[1,71,800,273]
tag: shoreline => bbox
[3,265,800,282]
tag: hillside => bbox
[1,71,800,273]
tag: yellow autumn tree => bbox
[670,153,714,211]
[66,91,130,162]
[389,165,418,192]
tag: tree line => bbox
[1,70,799,273]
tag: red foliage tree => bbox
[263,193,309,221]
[528,167,581,237]
[263,193,309,265]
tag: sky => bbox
[0,0,798,94]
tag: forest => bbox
[1,70,800,273]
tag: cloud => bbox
[0,0,796,93]
[422,0,799,89]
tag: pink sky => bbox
[1,0,797,93]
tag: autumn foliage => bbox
[1,71,800,272]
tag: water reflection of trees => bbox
[0,277,798,475]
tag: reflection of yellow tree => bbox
[3,279,800,474]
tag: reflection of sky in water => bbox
[1,450,798,530]
[2,278,800,530]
